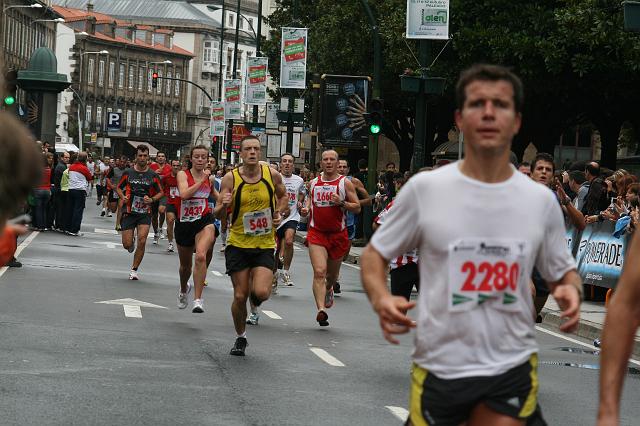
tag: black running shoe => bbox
[316,310,329,327]
[333,282,341,294]
[230,337,248,356]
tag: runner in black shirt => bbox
[116,145,163,280]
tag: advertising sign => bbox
[280,28,308,89]
[574,221,628,289]
[266,102,279,130]
[406,0,450,40]
[209,101,226,137]
[245,57,268,105]
[320,75,370,147]
[224,79,242,120]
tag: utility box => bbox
[624,1,640,32]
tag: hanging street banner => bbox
[209,101,226,137]
[245,57,268,105]
[319,75,370,148]
[406,0,450,40]
[280,27,308,89]
[224,79,242,120]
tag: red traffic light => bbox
[152,72,158,79]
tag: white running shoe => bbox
[129,270,139,280]
[107,211,113,217]
[246,312,260,325]
[177,280,193,309]
[282,271,294,287]
[271,274,278,295]
[192,298,204,313]
[160,229,167,239]
[153,234,159,245]
[167,242,175,253]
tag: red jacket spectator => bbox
[68,162,93,190]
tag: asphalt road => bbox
[1,199,639,425]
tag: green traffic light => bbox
[370,124,381,134]
[4,96,15,106]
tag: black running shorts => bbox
[174,213,214,247]
[390,262,419,301]
[121,213,151,230]
[225,245,275,275]
[276,220,298,241]
[407,354,545,426]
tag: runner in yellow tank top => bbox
[215,136,288,356]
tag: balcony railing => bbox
[87,125,192,144]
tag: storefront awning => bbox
[55,143,79,153]
[127,140,158,157]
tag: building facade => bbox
[54,4,194,159]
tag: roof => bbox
[52,6,124,25]
[52,0,221,29]
[88,32,194,57]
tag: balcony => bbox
[202,61,220,74]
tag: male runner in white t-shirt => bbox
[361,64,583,426]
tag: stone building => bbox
[54,4,194,158]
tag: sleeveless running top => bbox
[227,164,277,249]
[309,174,347,233]
[176,169,212,222]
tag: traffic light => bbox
[3,71,17,107]
[152,72,158,89]
[212,135,219,150]
[368,98,383,135]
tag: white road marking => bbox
[309,347,345,367]
[535,325,640,366]
[385,406,409,422]
[262,310,282,320]
[94,228,119,235]
[342,262,361,270]
[210,270,223,277]
[123,305,142,318]
[0,231,39,279]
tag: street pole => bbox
[310,73,320,171]
[218,0,225,101]
[284,0,299,154]
[360,0,382,240]
[412,40,432,171]
[225,0,241,165]
[252,0,262,127]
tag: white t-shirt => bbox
[371,162,575,379]
[98,162,109,185]
[86,161,95,178]
[279,174,306,228]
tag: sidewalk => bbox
[294,230,640,357]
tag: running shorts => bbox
[159,196,168,207]
[165,204,177,215]
[121,213,151,230]
[306,228,350,260]
[96,184,105,198]
[276,220,298,241]
[108,190,118,204]
[225,245,275,275]
[174,213,215,247]
[407,354,545,426]
[390,262,419,301]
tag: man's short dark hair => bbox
[518,162,530,168]
[240,135,260,148]
[280,152,294,160]
[456,64,524,114]
[531,153,555,173]
[386,161,395,168]
[136,144,149,153]
[568,170,586,185]
[585,162,600,177]
[156,151,165,157]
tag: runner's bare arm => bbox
[149,176,164,202]
[214,173,234,219]
[352,177,372,206]
[116,174,127,202]
[361,244,416,345]
[339,178,361,214]
[177,169,211,200]
[597,233,640,426]
[547,270,582,333]
[209,176,219,200]
[270,168,290,221]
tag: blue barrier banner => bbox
[574,221,628,289]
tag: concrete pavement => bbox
[1,200,639,425]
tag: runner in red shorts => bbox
[303,149,360,326]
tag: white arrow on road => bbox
[95,298,167,318]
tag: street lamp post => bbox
[225,0,242,165]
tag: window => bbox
[98,60,105,87]
[154,113,160,129]
[87,58,95,84]
[228,13,234,27]
[203,41,213,63]
[156,70,163,94]
[147,69,153,92]
[136,111,142,132]
[85,105,92,125]
[128,66,135,90]
[145,112,151,128]
[166,71,172,95]
[118,64,125,89]
[138,67,144,91]
[248,18,254,30]
[126,110,132,131]
[136,30,146,42]
[172,115,178,132]
[163,113,169,130]
[239,16,243,30]
[212,41,220,64]
[175,73,181,96]
[96,106,103,130]
[108,62,115,88]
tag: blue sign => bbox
[107,112,121,131]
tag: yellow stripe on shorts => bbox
[409,363,429,426]
[519,353,539,418]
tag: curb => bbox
[541,309,640,358]
[294,232,360,265]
